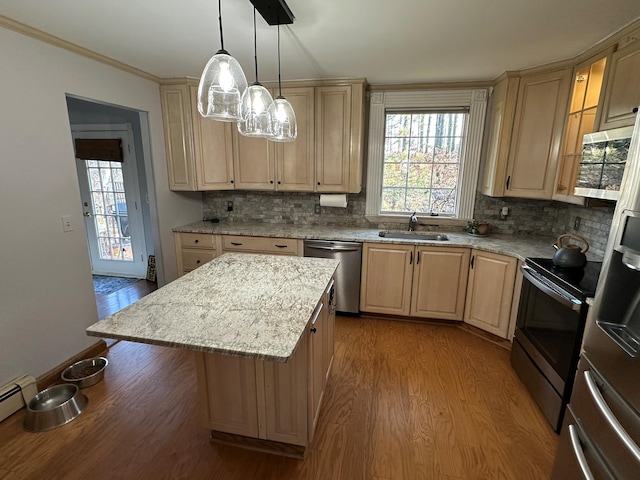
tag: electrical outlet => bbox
[314,204,321,214]
[61,215,73,232]
[574,216,582,231]
[227,201,233,212]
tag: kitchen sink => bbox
[378,231,449,241]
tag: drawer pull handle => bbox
[568,424,594,480]
[275,245,288,248]
[584,370,640,463]
[231,242,243,246]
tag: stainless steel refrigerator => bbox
[551,112,640,478]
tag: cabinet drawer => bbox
[222,236,299,255]
[182,249,216,271]
[179,232,215,249]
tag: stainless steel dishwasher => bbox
[303,240,362,314]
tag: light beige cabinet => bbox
[464,250,518,339]
[480,75,519,197]
[195,295,331,452]
[504,68,572,199]
[554,56,607,204]
[323,82,365,193]
[221,235,301,256]
[160,82,234,191]
[174,232,219,276]
[233,86,315,191]
[161,79,365,193]
[481,69,572,199]
[360,243,470,321]
[599,37,640,130]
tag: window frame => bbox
[365,89,489,225]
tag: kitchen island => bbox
[87,253,339,457]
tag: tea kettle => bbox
[552,234,589,269]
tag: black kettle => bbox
[552,234,589,269]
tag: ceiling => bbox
[2,0,640,85]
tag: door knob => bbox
[84,212,92,217]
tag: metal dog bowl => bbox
[61,356,108,388]
[23,384,88,432]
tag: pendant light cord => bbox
[218,0,224,51]
[253,8,259,82]
[277,24,282,97]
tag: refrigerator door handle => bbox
[568,424,595,480]
[584,370,640,464]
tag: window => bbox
[382,111,466,215]
[365,89,489,223]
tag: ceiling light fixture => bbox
[238,8,274,137]
[197,0,248,121]
[267,24,297,142]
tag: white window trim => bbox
[365,89,488,225]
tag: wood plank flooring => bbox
[95,279,157,319]
[0,316,558,479]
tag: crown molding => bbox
[0,15,160,83]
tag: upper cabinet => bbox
[160,82,234,191]
[599,35,640,130]
[480,69,572,199]
[504,68,572,199]
[160,79,365,193]
[553,56,607,204]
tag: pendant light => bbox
[238,8,274,137]
[267,24,297,142]
[197,0,248,121]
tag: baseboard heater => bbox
[0,375,37,422]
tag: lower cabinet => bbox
[195,296,332,451]
[360,243,470,321]
[464,250,518,338]
[174,232,219,276]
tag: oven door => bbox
[515,265,587,395]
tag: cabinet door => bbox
[316,85,351,193]
[233,133,275,190]
[160,84,196,191]
[195,352,259,438]
[263,329,309,447]
[308,302,325,441]
[323,280,336,386]
[506,68,572,199]
[480,76,519,197]
[411,247,470,321]
[464,250,517,338]
[189,86,235,190]
[360,243,414,316]
[274,87,315,191]
[599,40,640,130]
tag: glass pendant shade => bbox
[268,96,297,142]
[197,49,248,121]
[238,83,274,137]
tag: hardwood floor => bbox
[95,279,157,319]
[0,316,558,479]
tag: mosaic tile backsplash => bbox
[202,191,615,259]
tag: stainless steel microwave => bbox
[574,125,634,201]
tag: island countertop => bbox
[86,253,339,362]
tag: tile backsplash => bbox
[203,191,615,259]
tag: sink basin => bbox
[378,231,449,241]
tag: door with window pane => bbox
[73,126,147,277]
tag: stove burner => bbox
[526,257,602,299]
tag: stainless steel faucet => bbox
[408,212,418,231]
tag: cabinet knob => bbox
[310,327,317,334]
[634,107,639,114]
[230,180,234,184]
[194,239,199,244]
[270,180,274,184]
[317,182,321,185]
[277,181,281,184]
[196,260,201,264]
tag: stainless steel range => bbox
[510,257,602,432]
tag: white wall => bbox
[0,27,202,386]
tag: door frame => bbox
[72,123,148,277]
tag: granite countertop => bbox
[86,253,339,362]
[173,221,594,261]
